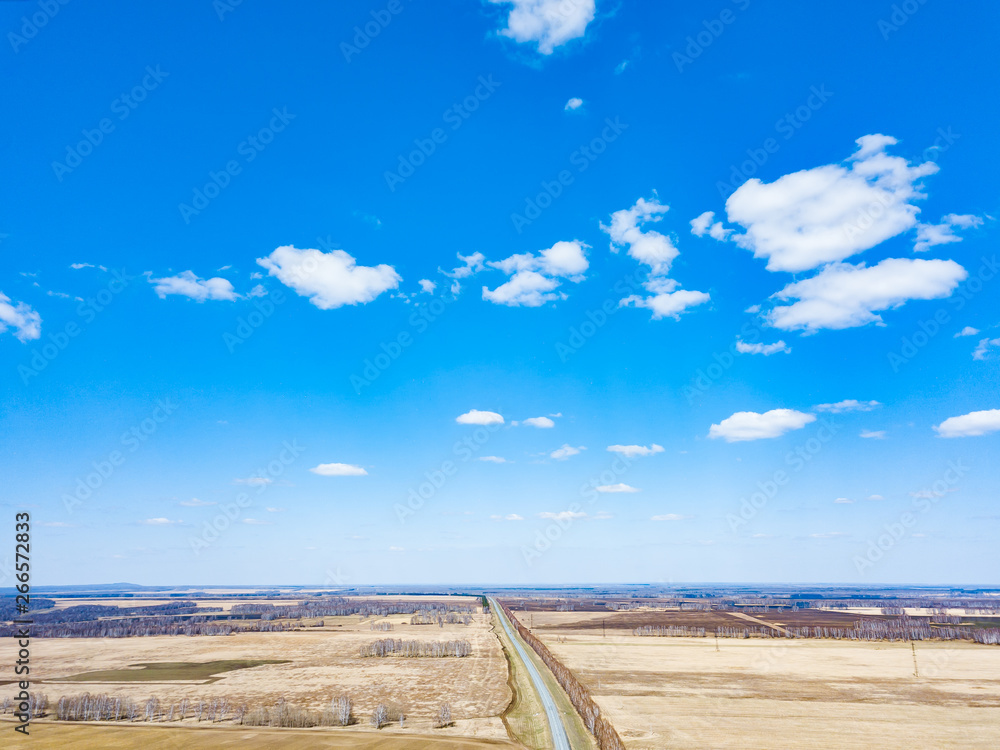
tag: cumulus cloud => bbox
[522,416,555,428]
[868,494,884,501]
[456,409,505,425]
[489,0,596,55]
[148,270,238,302]
[724,134,938,272]
[604,196,710,320]
[914,213,984,252]
[596,483,639,493]
[815,399,881,413]
[418,279,436,294]
[310,463,368,476]
[765,258,966,332]
[483,240,588,307]
[479,455,509,463]
[690,210,731,241]
[651,514,691,521]
[934,409,1000,438]
[973,337,1000,360]
[564,97,583,110]
[955,326,980,337]
[550,443,584,460]
[709,409,815,442]
[0,292,41,341]
[539,510,588,521]
[736,339,789,355]
[606,444,664,458]
[860,430,886,439]
[443,252,486,279]
[257,245,400,309]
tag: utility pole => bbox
[603,619,606,638]
[911,641,919,678]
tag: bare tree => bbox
[435,703,452,728]
[371,703,389,729]
[332,695,352,726]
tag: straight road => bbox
[490,597,572,750]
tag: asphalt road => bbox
[490,598,572,750]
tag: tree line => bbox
[359,638,472,658]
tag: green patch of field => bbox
[56,659,289,684]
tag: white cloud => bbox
[725,134,938,272]
[955,326,980,338]
[479,455,509,463]
[0,293,41,341]
[244,518,272,525]
[418,279,436,294]
[604,196,710,320]
[736,339,789,355]
[860,430,886,439]
[550,443,585,460]
[934,409,1000,438]
[690,210,731,241]
[651,514,691,521]
[709,409,815,442]
[310,463,368,476]
[140,518,182,525]
[148,270,237,302]
[456,409,505,425]
[443,252,486,280]
[868,494,884,501]
[604,196,676,274]
[766,258,966,332]
[234,476,272,485]
[815,399,881,413]
[265,507,284,513]
[614,59,629,74]
[489,0,596,55]
[564,97,583,111]
[834,497,854,504]
[539,510,588,521]
[491,513,524,521]
[973,337,1000,360]
[180,498,216,507]
[483,240,588,307]
[522,416,555,428]
[622,289,711,321]
[913,213,983,252]
[247,284,267,298]
[606,444,664,458]
[257,245,400,309]
[596,483,639,493]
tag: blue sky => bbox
[2,0,999,586]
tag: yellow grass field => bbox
[3,721,520,749]
[531,615,1000,749]
[3,606,513,742]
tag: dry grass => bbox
[3,721,520,749]
[533,628,1000,749]
[7,608,510,740]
